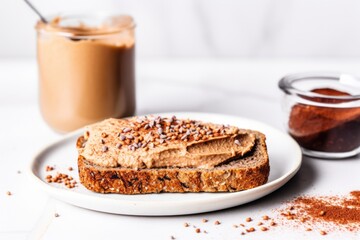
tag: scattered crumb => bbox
[17,170,21,174]
[262,215,270,220]
[54,213,60,217]
[46,165,54,171]
[260,227,268,231]
[287,215,295,220]
[214,220,221,225]
[246,227,255,232]
[195,228,201,233]
[257,222,263,226]
[202,218,208,223]
[68,167,73,171]
[240,223,245,227]
[306,228,312,232]
[245,217,252,222]
[233,224,238,228]
[204,230,208,234]
[184,222,189,227]
[6,191,11,196]
[320,230,327,235]
[170,236,175,240]
[45,172,77,189]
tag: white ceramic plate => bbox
[28,112,302,216]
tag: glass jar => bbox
[279,72,360,159]
[36,14,136,133]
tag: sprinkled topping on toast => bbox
[77,116,257,169]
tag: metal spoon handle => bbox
[24,0,48,23]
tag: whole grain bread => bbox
[77,118,269,194]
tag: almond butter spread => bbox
[77,116,257,169]
[36,15,135,132]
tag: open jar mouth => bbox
[279,72,360,102]
[36,13,135,39]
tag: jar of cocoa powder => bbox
[279,72,360,158]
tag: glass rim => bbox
[278,72,360,100]
[36,12,135,39]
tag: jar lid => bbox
[279,72,360,101]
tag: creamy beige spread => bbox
[78,116,256,169]
[36,15,135,132]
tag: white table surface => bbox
[1,58,359,240]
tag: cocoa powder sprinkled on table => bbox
[181,193,360,237]
[277,191,360,233]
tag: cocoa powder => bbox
[178,192,360,237]
[278,191,360,232]
[288,88,360,153]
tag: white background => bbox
[2,0,360,58]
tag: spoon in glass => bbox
[24,0,48,23]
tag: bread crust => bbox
[77,133,270,194]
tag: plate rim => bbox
[27,112,302,214]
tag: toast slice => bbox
[77,116,270,194]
